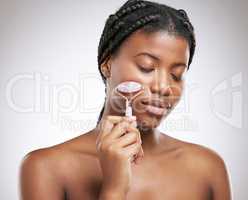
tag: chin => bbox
[134,112,162,131]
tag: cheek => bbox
[110,62,147,86]
[170,82,184,105]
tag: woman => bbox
[20,0,231,199]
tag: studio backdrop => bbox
[0,0,247,199]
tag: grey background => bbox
[0,0,247,199]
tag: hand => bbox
[96,115,144,196]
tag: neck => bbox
[138,127,162,156]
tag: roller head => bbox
[116,81,142,93]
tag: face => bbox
[102,29,190,131]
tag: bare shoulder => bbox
[20,130,100,188]
[20,145,66,184]
[182,141,228,172]
[161,135,227,169]
[178,140,231,195]
[183,141,232,198]
[162,135,230,179]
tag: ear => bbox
[100,55,112,79]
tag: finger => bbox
[128,126,141,141]
[104,120,130,141]
[102,116,136,140]
[123,142,141,162]
[126,125,144,157]
[134,153,143,165]
[130,120,137,128]
[107,115,136,124]
[97,115,124,140]
[114,132,138,147]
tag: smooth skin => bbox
[20,30,231,200]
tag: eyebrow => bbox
[134,52,188,68]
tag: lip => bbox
[141,99,171,109]
[144,104,167,116]
[141,99,171,116]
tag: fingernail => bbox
[126,116,136,122]
[131,121,137,128]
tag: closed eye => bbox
[138,65,154,73]
[171,73,182,81]
[138,64,183,81]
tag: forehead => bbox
[117,29,190,64]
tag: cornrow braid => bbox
[177,9,191,22]
[98,1,151,71]
[176,8,196,67]
[109,1,147,27]
[98,1,147,41]
[99,13,160,70]
[101,2,148,46]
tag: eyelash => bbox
[139,66,154,73]
[171,73,182,82]
[138,65,182,81]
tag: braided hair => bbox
[97,0,196,124]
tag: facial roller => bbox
[114,81,145,117]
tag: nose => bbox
[150,68,173,96]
